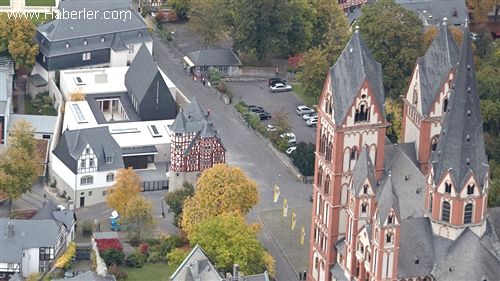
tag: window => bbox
[86,148,90,154]
[429,193,433,213]
[386,233,393,244]
[317,169,323,186]
[106,173,114,182]
[431,135,439,152]
[361,203,368,214]
[443,98,449,112]
[175,133,182,137]
[413,85,418,105]
[325,143,332,162]
[354,104,369,122]
[89,191,93,197]
[363,185,368,194]
[43,134,50,139]
[388,214,394,224]
[350,148,358,161]
[464,203,473,224]
[467,184,474,195]
[80,159,85,169]
[445,182,452,193]
[138,31,142,37]
[324,177,330,194]
[81,176,93,185]
[175,173,180,178]
[219,66,229,76]
[83,39,88,45]
[42,55,46,62]
[129,45,134,53]
[214,152,221,163]
[442,201,451,222]
[89,158,94,168]
[101,36,105,42]
[189,157,197,165]
[65,42,70,48]
[319,133,326,154]
[106,156,113,164]
[102,191,106,196]
[39,247,51,260]
[82,52,91,60]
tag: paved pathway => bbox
[15,88,25,114]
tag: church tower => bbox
[308,27,390,281]
[401,20,460,174]
[424,23,489,240]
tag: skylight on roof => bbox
[72,103,87,123]
[74,76,85,85]
[148,125,162,138]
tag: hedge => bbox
[55,242,76,269]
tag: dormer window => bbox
[86,148,90,154]
[388,214,394,224]
[83,39,88,45]
[445,182,452,193]
[138,31,142,37]
[65,42,70,48]
[363,185,368,194]
[101,36,105,42]
[467,184,474,195]
[106,156,113,164]
[453,10,458,17]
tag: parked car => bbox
[302,112,317,120]
[270,83,292,92]
[247,105,265,113]
[76,270,85,276]
[286,146,297,155]
[269,78,287,86]
[64,270,75,279]
[296,106,315,116]
[258,112,272,120]
[280,132,297,143]
[266,124,276,132]
[307,117,318,127]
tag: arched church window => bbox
[442,201,451,222]
[464,203,473,224]
[324,176,331,194]
[361,202,368,214]
[388,214,394,224]
[443,98,449,113]
[445,182,452,193]
[467,184,474,195]
[326,142,333,162]
[317,168,323,186]
[429,193,433,213]
[363,185,368,194]
[354,103,369,122]
[431,135,439,152]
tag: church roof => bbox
[431,24,489,190]
[329,29,386,126]
[417,23,460,116]
[376,174,400,223]
[351,145,375,196]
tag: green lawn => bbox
[0,0,10,6]
[291,83,317,108]
[30,12,56,26]
[124,263,172,281]
[24,94,58,116]
[25,0,55,6]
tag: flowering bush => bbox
[95,238,122,252]
[139,243,149,255]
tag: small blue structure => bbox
[110,210,121,231]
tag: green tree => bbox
[181,164,259,236]
[167,248,189,269]
[164,181,195,227]
[358,0,424,99]
[268,107,292,143]
[231,0,291,63]
[166,0,190,16]
[0,13,38,72]
[385,98,403,143]
[290,142,315,176]
[121,196,158,241]
[189,214,275,278]
[284,0,315,55]
[187,0,230,49]
[310,0,350,50]
[466,0,493,23]
[297,47,330,101]
[8,119,36,156]
[106,167,142,215]
[477,66,500,100]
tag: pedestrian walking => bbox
[276,67,279,74]
[299,271,303,280]
[202,77,205,85]
[303,271,307,280]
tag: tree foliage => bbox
[466,0,494,23]
[180,164,259,236]
[68,87,86,101]
[166,248,189,269]
[167,0,190,15]
[9,119,36,156]
[297,47,330,100]
[189,214,275,278]
[358,0,424,99]
[384,98,403,143]
[164,181,195,227]
[283,0,315,55]
[0,13,38,72]
[121,196,158,242]
[106,167,142,215]
[290,142,315,176]
[187,0,230,49]
[310,0,349,50]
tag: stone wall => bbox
[91,237,108,276]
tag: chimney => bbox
[94,73,107,83]
[237,271,244,281]
[225,272,233,281]
[7,221,14,238]
[233,264,240,279]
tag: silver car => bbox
[270,83,292,92]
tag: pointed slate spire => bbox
[431,23,488,190]
[329,29,385,126]
[169,108,187,133]
[352,145,375,196]
[376,173,400,224]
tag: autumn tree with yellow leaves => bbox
[68,87,87,101]
[121,196,157,241]
[106,167,142,215]
[0,13,38,72]
[180,164,259,236]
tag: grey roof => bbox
[417,24,460,116]
[397,218,453,278]
[32,200,76,233]
[432,228,500,280]
[125,44,160,103]
[0,57,14,74]
[52,126,124,174]
[351,145,375,196]
[110,34,129,52]
[0,219,63,263]
[346,9,362,26]
[28,74,48,87]
[334,237,345,256]
[330,263,349,281]
[431,25,488,191]
[8,273,25,281]
[329,30,385,126]
[397,0,468,27]
[170,244,224,281]
[37,7,148,41]
[121,146,158,155]
[375,174,400,223]
[8,114,58,134]
[59,0,130,11]
[186,49,242,66]
[480,207,500,259]
[54,271,116,281]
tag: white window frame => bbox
[82,52,91,61]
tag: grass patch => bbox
[28,12,56,26]
[291,83,317,108]
[0,0,10,6]
[124,263,172,281]
[24,94,58,116]
[25,0,55,6]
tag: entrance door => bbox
[80,196,85,207]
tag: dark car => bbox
[76,270,85,276]
[269,78,287,86]
[247,105,264,113]
[258,112,272,120]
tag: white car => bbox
[302,112,317,120]
[266,124,276,132]
[306,117,318,127]
[296,106,315,116]
[280,132,296,143]
[286,146,296,155]
[270,83,293,92]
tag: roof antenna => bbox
[465,18,469,28]
[443,17,447,26]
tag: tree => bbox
[121,196,158,242]
[466,0,493,23]
[187,0,230,49]
[290,142,315,176]
[167,0,190,16]
[106,167,142,215]
[181,164,259,236]
[9,119,36,156]
[68,87,86,101]
[164,181,195,227]
[166,248,189,269]
[0,13,38,72]
[310,0,350,50]
[189,214,275,278]
[384,98,402,143]
[231,0,291,63]
[283,0,315,55]
[297,47,330,101]
[358,0,424,99]
[474,24,493,58]
[424,26,467,51]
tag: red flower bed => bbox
[95,238,122,252]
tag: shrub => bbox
[226,90,234,103]
[43,272,56,281]
[100,248,125,266]
[275,137,289,153]
[129,236,140,247]
[26,273,42,281]
[43,95,52,105]
[167,235,183,248]
[155,11,165,22]
[166,248,189,269]
[290,142,316,176]
[207,69,221,84]
[126,248,145,268]
[143,238,160,246]
[139,243,149,255]
[90,249,97,272]
[96,238,123,252]
[167,10,178,22]
[217,83,228,93]
[107,264,128,281]
[31,98,42,109]
[147,251,162,263]
[55,242,76,269]
[82,220,93,237]
[235,101,249,114]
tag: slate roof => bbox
[186,49,242,66]
[52,126,124,174]
[417,23,460,116]
[170,244,224,281]
[330,263,349,281]
[329,29,385,126]
[125,44,157,103]
[53,271,116,281]
[397,0,468,27]
[59,0,130,11]
[0,219,62,263]
[28,74,48,87]
[31,200,76,233]
[351,145,375,196]
[480,207,500,259]
[334,237,345,256]
[8,273,25,281]
[8,114,58,135]
[431,24,489,191]
[375,174,400,223]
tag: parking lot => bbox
[226,81,317,145]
